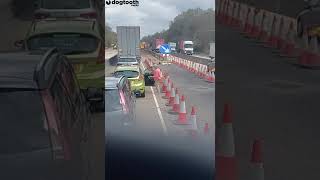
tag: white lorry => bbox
[179,40,194,55]
[116,26,140,65]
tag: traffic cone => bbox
[249,139,264,180]
[298,29,312,67]
[186,106,198,137]
[204,122,209,135]
[174,95,191,125]
[172,88,180,113]
[279,22,298,58]
[161,76,168,93]
[165,82,172,98]
[215,103,237,180]
[308,35,320,67]
[166,86,176,106]
[206,71,215,83]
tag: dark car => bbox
[105,76,136,133]
[0,48,102,180]
[297,0,320,37]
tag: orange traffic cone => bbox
[172,88,180,113]
[249,139,264,180]
[206,71,215,83]
[166,86,176,106]
[174,95,191,125]
[187,106,198,137]
[161,76,168,93]
[204,122,209,135]
[215,103,237,180]
[165,82,172,98]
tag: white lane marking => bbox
[141,59,168,136]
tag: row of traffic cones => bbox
[218,0,320,68]
[215,103,264,180]
[171,56,215,83]
[159,74,210,136]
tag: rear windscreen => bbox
[106,89,122,112]
[42,0,91,9]
[27,33,99,55]
[114,70,139,78]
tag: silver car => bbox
[105,76,136,134]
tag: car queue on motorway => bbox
[0,1,105,180]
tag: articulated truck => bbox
[178,40,194,55]
[116,26,140,65]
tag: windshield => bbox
[118,58,137,62]
[42,0,91,9]
[184,44,193,48]
[114,70,139,78]
[0,90,50,154]
[27,33,99,55]
[106,89,122,112]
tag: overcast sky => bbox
[105,0,215,37]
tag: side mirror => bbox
[84,87,104,112]
[14,40,24,48]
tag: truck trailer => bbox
[178,40,194,55]
[116,26,141,65]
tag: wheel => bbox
[140,91,145,97]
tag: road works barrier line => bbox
[141,61,169,136]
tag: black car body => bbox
[0,49,95,180]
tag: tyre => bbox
[140,91,145,97]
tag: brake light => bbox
[34,12,50,19]
[80,12,97,19]
[97,44,105,64]
[139,75,144,81]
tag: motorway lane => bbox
[142,52,215,137]
[106,49,215,137]
[217,23,320,179]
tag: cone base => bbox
[173,120,192,125]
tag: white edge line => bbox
[141,59,168,136]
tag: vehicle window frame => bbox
[58,56,83,117]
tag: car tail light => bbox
[139,75,144,81]
[97,44,105,64]
[34,12,50,19]
[80,12,97,19]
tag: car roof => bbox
[115,65,140,72]
[0,49,65,89]
[26,19,101,39]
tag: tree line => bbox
[141,8,215,54]
[105,24,117,48]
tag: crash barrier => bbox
[144,57,211,137]
[216,0,320,68]
[215,103,265,180]
[171,56,215,83]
